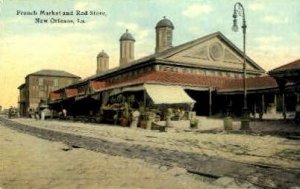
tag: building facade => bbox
[48,17,299,121]
[18,69,80,116]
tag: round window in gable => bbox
[209,42,224,61]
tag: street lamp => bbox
[232,2,250,130]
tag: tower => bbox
[155,16,174,53]
[119,29,135,65]
[96,50,109,74]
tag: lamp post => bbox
[232,2,250,130]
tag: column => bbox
[143,90,147,108]
[259,94,265,120]
[282,93,286,120]
[253,101,256,119]
[209,88,212,117]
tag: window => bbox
[207,71,216,76]
[38,78,44,86]
[198,70,204,75]
[129,43,133,59]
[234,74,239,78]
[48,86,52,92]
[167,30,172,45]
[207,71,215,76]
[159,65,164,71]
[39,91,45,98]
[68,80,73,85]
[54,79,58,87]
[163,67,170,72]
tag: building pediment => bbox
[156,32,264,74]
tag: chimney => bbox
[119,29,135,65]
[96,50,109,74]
[155,16,174,53]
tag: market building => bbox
[18,69,80,117]
[268,59,300,119]
[47,17,299,124]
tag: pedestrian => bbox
[8,106,13,119]
[62,108,67,119]
[35,109,40,120]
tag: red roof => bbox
[220,76,278,91]
[91,71,279,92]
[99,71,234,90]
[65,89,78,98]
[49,92,61,101]
[90,81,107,91]
[49,71,280,102]
[270,59,300,73]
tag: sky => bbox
[0,0,299,109]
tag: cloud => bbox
[248,42,300,71]
[116,21,153,59]
[0,31,107,108]
[45,19,105,29]
[0,33,96,60]
[0,0,3,13]
[0,17,31,25]
[249,33,298,70]
[255,35,283,44]
[116,22,151,42]
[74,2,88,11]
[188,26,202,35]
[263,16,289,24]
[182,4,212,18]
[249,2,264,11]
[117,22,139,31]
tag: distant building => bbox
[18,69,80,116]
[269,59,300,118]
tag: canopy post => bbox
[209,87,212,117]
[143,90,147,107]
[282,93,286,120]
[259,94,265,120]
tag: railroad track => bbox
[1,117,299,189]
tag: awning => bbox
[144,84,195,105]
[122,85,144,93]
[48,100,62,104]
[183,86,209,91]
[75,94,88,101]
[109,85,144,96]
[109,88,122,96]
[90,93,101,100]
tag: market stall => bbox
[100,83,196,128]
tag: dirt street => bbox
[11,118,300,169]
[0,126,213,189]
[1,117,300,188]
